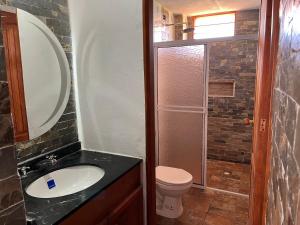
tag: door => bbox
[155,44,208,186]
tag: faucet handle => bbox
[18,166,30,177]
[46,154,57,160]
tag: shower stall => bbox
[154,43,208,187]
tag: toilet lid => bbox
[156,166,193,186]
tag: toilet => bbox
[156,166,193,218]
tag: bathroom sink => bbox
[26,165,105,198]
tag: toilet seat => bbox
[156,166,193,187]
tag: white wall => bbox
[68,0,145,159]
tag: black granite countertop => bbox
[20,143,142,225]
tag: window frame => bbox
[192,11,236,39]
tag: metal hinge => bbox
[259,119,267,132]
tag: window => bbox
[193,13,235,39]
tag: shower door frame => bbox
[154,41,209,188]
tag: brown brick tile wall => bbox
[207,10,259,163]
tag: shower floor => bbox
[207,159,251,195]
[157,188,249,225]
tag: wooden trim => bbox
[153,34,258,48]
[1,11,29,142]
[0,6,17,15]
[261,0,280,222]
[249,0,280,225]
[192,11,236,19]
[143,0,156,224]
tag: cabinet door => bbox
[109,187,143,225]
[96,220,108,225]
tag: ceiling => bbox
[156,0,261,16]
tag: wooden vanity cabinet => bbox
[96,220,108,225]
[108,187,143,225]
[97,187,143,225]
[60,163,143,225]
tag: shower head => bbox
[182,27,195,33]
[154,22,195,33]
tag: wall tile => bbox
[0,82,10,114]
[0,114,14,148]
[274,116,288,168]
[0,175,24,211]
[0,47,6,81]
[207,18,258,163]
[0,202,26,225]
[0,145,17,180]
[235,10,260,35]
[286,150,300,223]
[285,97,297,146]
[173,14,183,41]
[293,111,300,165]
[46,18,71,36]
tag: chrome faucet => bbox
[45,154,57,165]
[18,166,30,178]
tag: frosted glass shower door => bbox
[156,45,207,186]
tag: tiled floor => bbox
[207,159,251,195]
[157,188,249,225]
[157,160,251,225]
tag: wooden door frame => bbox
[143,0,156,225]
[143,0,280,225]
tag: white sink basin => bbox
[26,165,105,198]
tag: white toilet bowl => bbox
[156,166,193,218]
